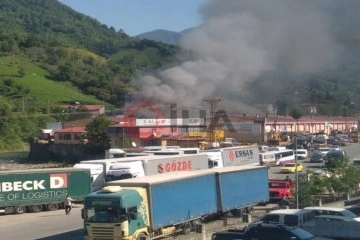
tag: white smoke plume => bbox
[135,0,353,109]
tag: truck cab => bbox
[82,186,148,240]
[268,179,293,202]
[200,150,223,168]
[105,161,145,181]
[73,163,105,192]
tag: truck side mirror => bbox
[81,209,85,220]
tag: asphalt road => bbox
[1,143,359,240]
[268,142,360,180]
[0,204,84,240]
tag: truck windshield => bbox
[85,208,127,223]
[105,174,133,182]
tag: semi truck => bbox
[0,168,91,214]
[73,154,209,192]
[81,165,269,240]
[200,145,259,168]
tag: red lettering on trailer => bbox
[158,164,164,173]
[162,160,193,173]
[228,150,235,161]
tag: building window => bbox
[74,133,82,140]
[60,133,71,140]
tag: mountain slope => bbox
[0,0,179,110]
[136,29,183,45]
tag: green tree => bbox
[298,157,360,207]
[85,115,112,150]
[327,157,360,197]
[298,171,329,208]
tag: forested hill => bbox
[0,0,179,108]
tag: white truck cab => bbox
[73,163,105,192]
[105,161,145,181]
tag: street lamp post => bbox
[119,122,128,148]
[295,135,299,209]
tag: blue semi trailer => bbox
[81,165,269,240]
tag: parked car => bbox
[211,223,333,240]
[310,153,325,163]
[345,205,360,217]
[317,147,331,155]
[330,145,341,151]
[280,163,303,173]
[295,149,308,160]
[304,206,360,221]
[324,150,347,168]
[315,214,359,223]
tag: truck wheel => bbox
[191,219,201,230]
[182,222,192,234]
[30,205,43,213]
[191,219,202,232]
[136,233,147,240]
[47,203,59,211]
[15,206,26,214]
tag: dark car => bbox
[211,228,245,240]
[345,205,360,217]
[211,223,333,240]
[324,150,346,168]
[310,153,325,163]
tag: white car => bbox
[318,147,331,155]
[294,149,308,159]
[330,145,341,151]
[304,207,360,222]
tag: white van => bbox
[259,151,276,166]
[294,149,308,159]
[268,146,287,151]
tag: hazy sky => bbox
[58,0,206,36]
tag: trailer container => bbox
[82,165,268,239]
[75,154,209,191]
[0,168,91,214]
[201,145,260,168]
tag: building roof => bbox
[54,126,86,133]
[226,114,359,124]
[83,105,105,111]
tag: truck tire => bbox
[182,222,192,234]
[47,203,59,211]
[136,233,147,240]
[30,205,43,213]
[191,219,201,230]
[15,206,26,214]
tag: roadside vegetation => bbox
[297,157,360,208]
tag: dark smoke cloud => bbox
[135,0,356,109]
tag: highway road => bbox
[268,142,360,180]
[0,204,84,240]
[1,143,359,240]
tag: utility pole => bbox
[295,135,299,209]
[202,98,222,146]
